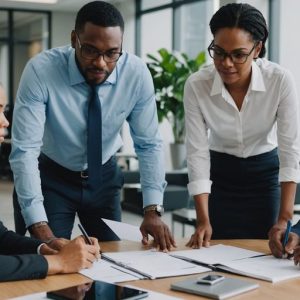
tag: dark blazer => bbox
[292,220,300,237]
[0,221,48,281]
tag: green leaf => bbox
[147,49,206,143]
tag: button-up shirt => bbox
[10,46,166,226]
[184,58,300,196]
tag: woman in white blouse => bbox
[184,3,300,247]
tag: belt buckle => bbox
[80,170,88,179]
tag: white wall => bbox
[51,11,75,47]
[278,1,300,93]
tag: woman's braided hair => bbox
[209,3,268,58]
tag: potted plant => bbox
[147,48,206,169]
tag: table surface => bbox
[0,239,299,300]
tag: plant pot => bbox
[170,143,186,170]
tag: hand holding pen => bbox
[268,220,299,258]
[78,223,93,245]
[282,220,292,258]
[78,223,101,260]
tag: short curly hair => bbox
[75,1,124,33]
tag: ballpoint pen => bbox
[282,219,292,252]
[78,223,92,245]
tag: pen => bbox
[78,223,92,245]
[282,219,292,250]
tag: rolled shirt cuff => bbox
[142,189,164,208]
[187,179,212,196]
[37,243,46,255]
[22,202,48,228]
[279,167,300,183]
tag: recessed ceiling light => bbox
[6,0,58,3]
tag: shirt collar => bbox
[68,47,118,86]
[210,60,266,96]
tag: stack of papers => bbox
[102,250,210,279]
[218,255,300,283]
[170,244,263,265]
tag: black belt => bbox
[39,153,90,180]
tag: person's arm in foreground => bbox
[0,235,99,282]
[44,236,100,275]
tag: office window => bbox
[141,0,172,10]
[0,9,50,135]
[0,11,8,38]
[174,1,212,57]
[140,9,172,60]
[13,11,50,99]
[136,0,213,60]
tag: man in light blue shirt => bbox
[10,1,175,251]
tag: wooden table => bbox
[0,239,299,300]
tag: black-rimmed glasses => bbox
[207,41,257,64]
[75,32,122,63]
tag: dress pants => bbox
[209,148,280,239]
[13,154,124,241]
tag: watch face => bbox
[156,205,164,215]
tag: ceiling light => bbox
[6,0,58,3]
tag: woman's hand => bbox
[186,220,212,248]
[269,224,300,258]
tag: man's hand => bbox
[45,236,100,275]
[140,211,176,252]
[29,222,69,250]
[186,221,212,249]
[268,224,300,258]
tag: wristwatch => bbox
[143,204,164,216]
[28,221,48,234]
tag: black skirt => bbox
[209,148,280,239]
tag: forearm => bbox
[194,193,210,224]
[278,181,297,225]
[0,230,42,255]
[29,223,56,241]
[136,141,166,207]
[45,255,63,275]
[10,76,47,228]
[0,255,48,282]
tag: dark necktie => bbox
[87,85,102,188]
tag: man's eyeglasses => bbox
[207,41,257,64]
[75,32,122,63]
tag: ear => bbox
[71,30,76,48]
[253,41,262,59]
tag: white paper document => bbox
[102,249,210,279]
[80,258,144,282]
[219,255,300,283]
[11,293,47,300]
[102,218,142,242]
[170,244,264,265]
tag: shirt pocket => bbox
[103,111,126,136]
